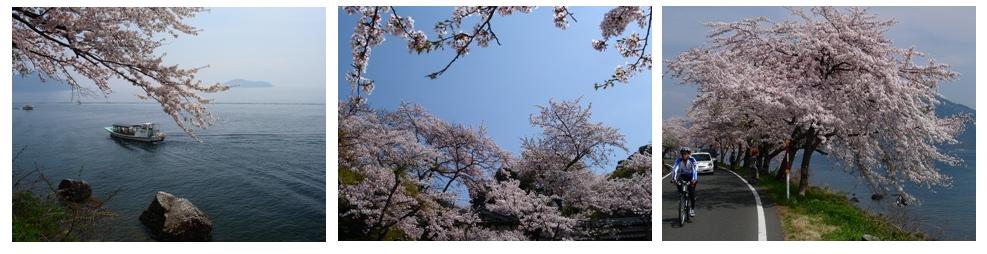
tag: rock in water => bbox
[139,191,212,241]
[871,194,884,200]
[56,179,92,202]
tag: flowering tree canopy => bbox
[342,6,652,102]
[339,98,651,240]
[661,117,691,157]
[665,7,970,201]
[12,7,228,140]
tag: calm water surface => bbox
[802,146,975,240]
[12,103,326,241]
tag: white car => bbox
[692,152,715,174]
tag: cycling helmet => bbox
[679,147,692,153]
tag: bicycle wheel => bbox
[679,192,687,226]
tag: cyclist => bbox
[671,147,699,217]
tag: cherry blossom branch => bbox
[426,6,498,79]
[12,7,227,141]
[593,6,653,90]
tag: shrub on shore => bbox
[12,191,73,241]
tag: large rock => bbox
[139,191,212,241]
[56,179,92,202]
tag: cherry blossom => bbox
[553,6,575,29]
[592,6,652,90]
[11,7,228,140]
[661,118,691,157]
[665,7,970,201]
[339,98,650,240]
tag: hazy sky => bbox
[662,6,976,118]
[337,7,653,172]
[14,7,327,104]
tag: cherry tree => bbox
[598,147,652,216]
[341,6,651,101]
[477,178,578,239]
[12,7,228,139]
[661,117,690,157]
[666,7,969,200]
[486,98,651,237]
[339,98,651,240]
[508,99,626,215]
[338,101,511,240]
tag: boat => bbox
[104,123,166,142]
[22,105,33,110]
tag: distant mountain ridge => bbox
[225,79,274,88]
[936,97,975,151]
[12,73,72,92]
[937,97,975,118]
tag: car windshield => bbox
[693,154,712,161]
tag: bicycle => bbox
[675,179,694,226]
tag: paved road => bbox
[661,168,784,241]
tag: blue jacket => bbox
[672,156,698,183]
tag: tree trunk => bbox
[729,144,740,170]
[374,170,403,240]
[777,126,803,181]
[752,155,761,179]
[775,155,789,181]
[718,142,726,163]
[798,129,819,197]
[759,155,768,175]
[741,147,753,171]
[762,145,782,176]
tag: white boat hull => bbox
[105,127,165,142]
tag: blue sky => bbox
[14,7,326,104]
[662,6,976,118]
[337,7,653,172]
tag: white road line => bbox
[662,164,672,179]
[725,168,767,241]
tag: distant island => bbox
[225,79,274,88]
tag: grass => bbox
[12,162,119,242]
[12,191,74,241]
[725,164,923,240]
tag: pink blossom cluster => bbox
[592,7,653,90]
[553,6,573,29]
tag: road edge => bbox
[724,168,768,241]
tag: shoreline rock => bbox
[56,179,92,202]
[139,191,212,241]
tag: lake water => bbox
[799,148,975,240]
[11,103,326,241]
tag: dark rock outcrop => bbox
[56,179,92,202]
[139,191,212,241]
